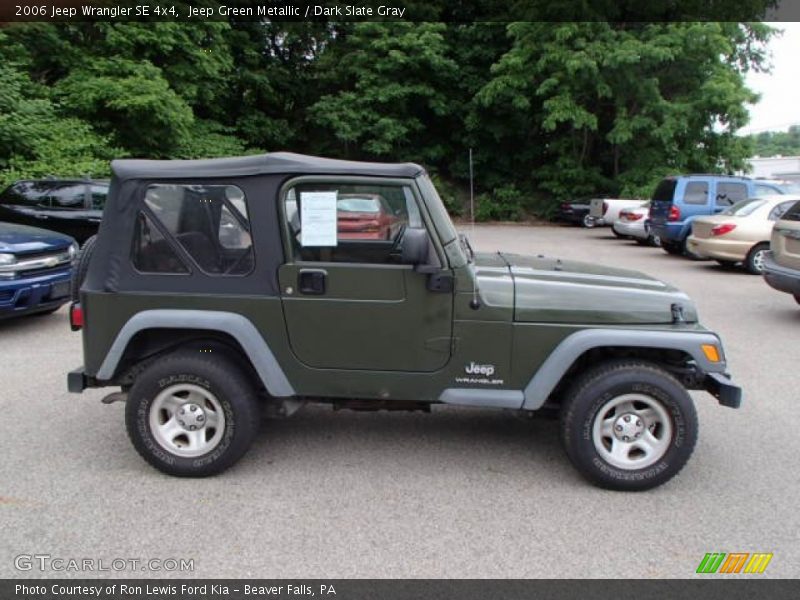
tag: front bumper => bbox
[0,268,72,318]
[704,372,742,409]
[762,252,800,296]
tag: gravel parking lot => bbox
[1,224,797,579]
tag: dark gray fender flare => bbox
[95,309,295,398]
[522,328,727,410]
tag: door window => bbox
[769,201,797,222]
[90,185,108,210]
[40,184,87,209]
[716,182,747,207]
[682,182,708,205]
[283,182,422,264]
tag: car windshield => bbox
[338,198,380,213]
[722,198,765,216]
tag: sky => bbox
[738,21,800,135]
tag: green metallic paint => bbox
[78,167,727,411]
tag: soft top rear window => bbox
[652,179,677,202]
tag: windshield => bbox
[722,198,765,216]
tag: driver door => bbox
[278,178,453,372]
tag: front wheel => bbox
[560,360,698,491]
[582,214,596,228]
[125,351,260,476]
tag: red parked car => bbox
[337,194,401,240]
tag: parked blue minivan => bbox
[649,175,799,256]
[0,222,77,319]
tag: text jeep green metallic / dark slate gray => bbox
[68,153,741,490]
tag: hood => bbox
[474,252,696,325]
[0,222,75,255]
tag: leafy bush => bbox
[474,184,525,221]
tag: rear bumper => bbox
[686,236,750,262]
[704,372,742,409]
[651,222,684,242]
[0,269,72,318]
[613,220,647,239]
[68,367,88,393]
[762,252,800,295]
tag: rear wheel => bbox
[560,360,697,491]
[582,214,595,228]
[744,243,769,275]
[125,351,260,477]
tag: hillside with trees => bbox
[0,17,775,218]
[745,126,800,157]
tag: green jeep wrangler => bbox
[68,152,741,490]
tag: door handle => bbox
[298,269,327,295]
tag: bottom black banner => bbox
[3,579,799,600]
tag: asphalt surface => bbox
[1,224,798,579]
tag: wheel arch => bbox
[95,309,294,398]
[522,329,726,410]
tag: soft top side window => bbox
[682,181,708,205]
[133,183,254,276]
[283,181,422,264]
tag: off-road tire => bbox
[125,351,260,477]
[71,235,97,302]
[744,243,769,275]
[560,360,698,491]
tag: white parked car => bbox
[612,202,660,246]
[589,197,647,230]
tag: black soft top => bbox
[111,152,425,181]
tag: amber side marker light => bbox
[701,344,720,362]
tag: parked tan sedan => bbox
[687,195,800,274]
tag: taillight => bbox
[69,303,83,331]
[627,213,644,221]
[668,205,681,222]
[602,201,609,215]
[711,223,736,236]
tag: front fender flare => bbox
[522,328,727,410]
[95,309,295,398]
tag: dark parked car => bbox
[555,199,593,227]
[0,179,109,244]
[0,222,77,318]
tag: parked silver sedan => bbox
[612,202,660,246]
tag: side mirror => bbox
[401,228,430,265]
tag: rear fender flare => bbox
[95,309,294,397]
